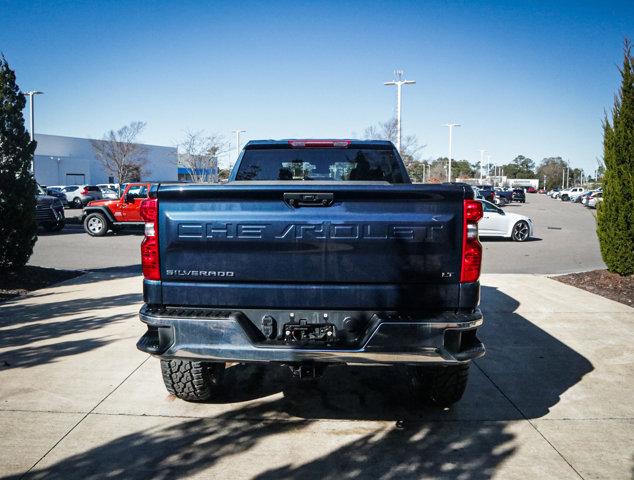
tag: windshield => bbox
[481,200,503,214]
[234,148,407,183]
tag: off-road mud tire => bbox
[160,359,225,402]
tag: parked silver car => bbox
[60,185,103,208]
[99,187,120,200]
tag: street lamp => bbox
[384,70,415,153]
[443,123,461,182]
[232,130,246,160]
[23,91,43,142]
[23,91,43,173]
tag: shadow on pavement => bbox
[478,285,594,418]
[0,289,141,370]
[6,400,518,480]
[2,286,595,479]
[0,292,141,327]
[84,265,142,279]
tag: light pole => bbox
[24,91,43,141]
[232,130,246,160]
[478,149,486,184]
[443,123,460,182]
[24,91,43,173]
[384,70,415,153]
[423,162,431,183]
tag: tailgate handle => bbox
[284,193,334,208]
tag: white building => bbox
[33,134,177,186]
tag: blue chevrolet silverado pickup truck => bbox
[137,139,485,406]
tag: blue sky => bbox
[1,0,632,170]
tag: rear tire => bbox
[410,364,470,407]
[160,359,225,402]
[83,213,108,236]
[72,197,83,208]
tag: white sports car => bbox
[478,200,534,241]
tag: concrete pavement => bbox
[1,273,632,479]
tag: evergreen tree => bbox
[597,40,634,276]
[0,55,37,271]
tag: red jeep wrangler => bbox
[82,183,153,236]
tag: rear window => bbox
[86,186,101,191]
[235,148,407,183]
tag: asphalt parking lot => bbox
[29,193,606,275]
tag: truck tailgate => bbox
[156,183,466,310]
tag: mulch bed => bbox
[0,265,83,302]
[553,269,633,307]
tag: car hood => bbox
[87,199,117,207]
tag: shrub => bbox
[597,40,634,276]
[0,55,38,271]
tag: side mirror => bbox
[124,193,135,203]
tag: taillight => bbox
[288,140,351,148]
[140,198,158,222]
[80,188,89,195]
[140,198,160,280]
[460,199,483,283]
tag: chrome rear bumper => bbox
[137,306,484,366]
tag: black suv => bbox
[512,188,526,203]
[36,185,65,232]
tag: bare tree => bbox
[363,117,424,161]
[176,130,230,183]
[429,159,447,183]
[90,121,149,183]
